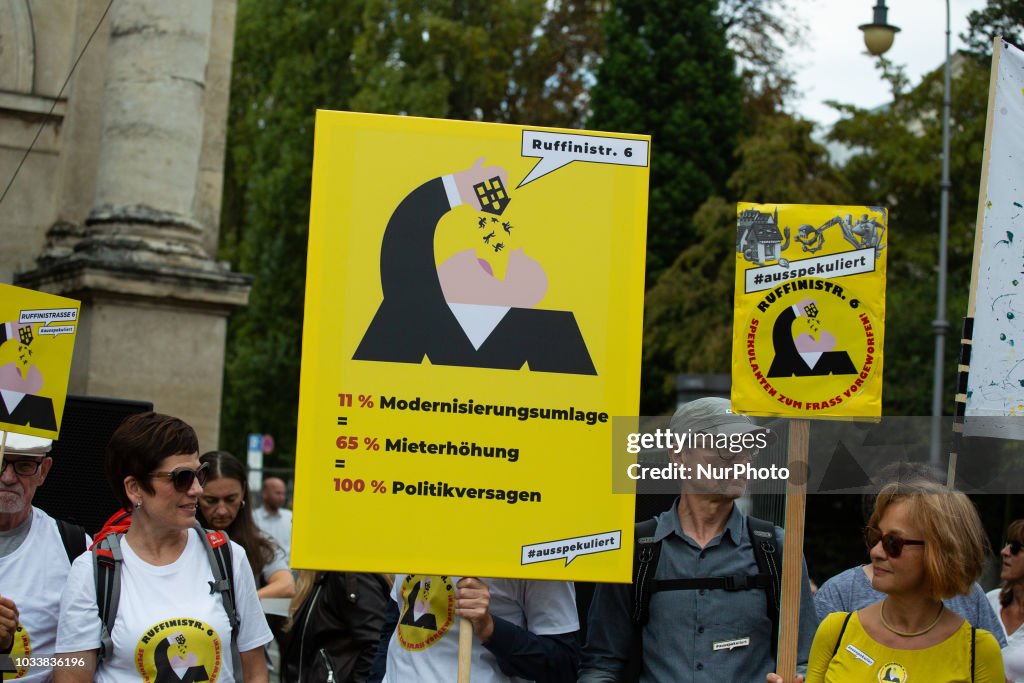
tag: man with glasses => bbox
[0,431,89,682]
[813,463,1006,647]
[579,397,818,682]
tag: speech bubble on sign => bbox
[19,308,78,324]
[38,325,76,337]
[518,130,649,188]
[521,530,622,566]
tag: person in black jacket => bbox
[281,571,391,683]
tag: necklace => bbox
[879,599,944,637]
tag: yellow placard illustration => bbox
[0,284,80,439]
[731,204,887,417]
[295,112,649,582]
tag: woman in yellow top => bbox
[770,479,1003,683]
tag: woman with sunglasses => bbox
[771,479,1004,682]
[55,412,273,682]
[987,521,1024,682]
[197,451,295,600]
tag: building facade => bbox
[0,0,249,448]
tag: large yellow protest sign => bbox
[295,112,649,581]
[0,284,80,439]
[731,204,887,417]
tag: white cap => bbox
[1,431,53,456]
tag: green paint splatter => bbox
[1001,333,1007,340]
[1015,280,1020,286]
[1009,312,1016,320]
[1015,201,1024,208]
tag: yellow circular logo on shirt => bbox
[877,662,908,682]
[397,575,455,651]
[3,624,30,680]
[134,618,222,683]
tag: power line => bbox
[0,0,116,207]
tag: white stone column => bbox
[88,0,214,260]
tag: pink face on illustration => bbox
[0,363,43,395]
[437,248,548,308]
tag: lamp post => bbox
[859,1,952,466]
[859,0,900,56]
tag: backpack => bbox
[55,518,87,563]
[91,513,243,676]
[623,514,781,681]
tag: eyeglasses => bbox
[1005,540,1023,556]
[715,446,760,461]
[863,526,925,558]
[0,457,44,476]
[148,462,209,492]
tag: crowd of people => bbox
[0,399,1022,682]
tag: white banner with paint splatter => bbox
[965,39,1024,439]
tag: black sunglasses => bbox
[863,526,925,558]
[1005,540,1023,556]
[149,462,210,492]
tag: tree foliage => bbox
[641,112,851,412]
[826,54,992,415]
[220,0,366,465]
[351,0,604,126]
[590,0,746,287]
[962,0,1024,56]
[220,0,605,462]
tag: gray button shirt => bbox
[579,500,818,682]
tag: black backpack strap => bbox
[971,625,976,682]
[630,518,661,627]
[92,532,125,663]
[831,612,853,657]
[652,575,774,591]
[746,516,781,658]
[55,519,87,563]
[193,521,243,678]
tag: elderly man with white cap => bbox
[0,431,88,681]
[579,397,818,683]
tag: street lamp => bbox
[859,1,901,56]
[859,1,953,466]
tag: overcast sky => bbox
[788,0,989,128]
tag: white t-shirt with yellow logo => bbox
[381,574,578,683]
[56,528,272,683]
[0,507,80,682]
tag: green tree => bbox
[641,112,851,412]
[219,0,367,465]
[220,0,606,463]
[589,0,746,287]
[350,0,604,126]
[962,0,1024,55]
[826,55,992,415]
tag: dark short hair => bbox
[106,411,199,512]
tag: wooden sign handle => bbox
[457,616,473,682]
[775,418,809,681]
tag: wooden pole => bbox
[457,616,473,682]
[775,418,809,681]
